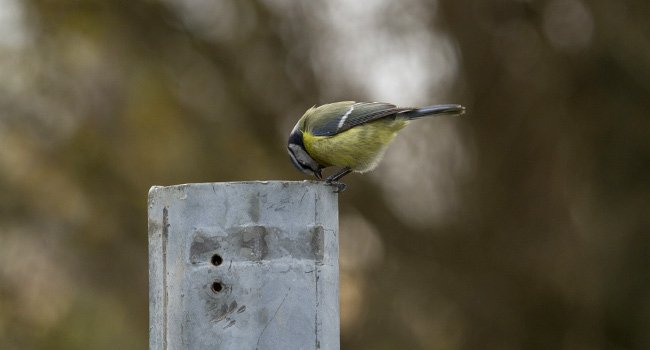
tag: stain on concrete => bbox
[240,226,269,261]
[208,299,238,323]
[247,193,260,222]
[310,226,324,262]
[190,233,222,264]
[190,225,325,263]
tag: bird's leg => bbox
[327,167,352,182]
[325,167,352,193]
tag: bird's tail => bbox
[400,104,465,120]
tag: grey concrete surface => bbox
[148,181,339,350]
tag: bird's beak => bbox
[314,169,322,179]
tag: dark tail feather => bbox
[401,104,465,120]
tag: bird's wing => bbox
[308,102,410,136]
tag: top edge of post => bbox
[148,180,329,196]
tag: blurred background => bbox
[1,0,649,349]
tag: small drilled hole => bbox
[211,254,223,266]
[211,282,223,293]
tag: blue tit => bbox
[287,101,465,192]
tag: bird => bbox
[287,101,465,192]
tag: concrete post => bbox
[148,181,339,350]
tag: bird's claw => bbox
[326,180,346,193]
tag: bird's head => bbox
[287,129,323,179]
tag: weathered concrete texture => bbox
[148,181,339,350]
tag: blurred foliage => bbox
[0,0,649,349]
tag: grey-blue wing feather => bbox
[310,102,410,136]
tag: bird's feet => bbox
[324,167,351,193]
[326,180,347,193]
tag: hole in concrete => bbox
[211,282,224,293]
[211,254,223,266]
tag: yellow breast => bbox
[303,118,408,172]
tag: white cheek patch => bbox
[337,104,356,130]
[288,146,314,175]
[288,148,298,162]
[288,144,314,166]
